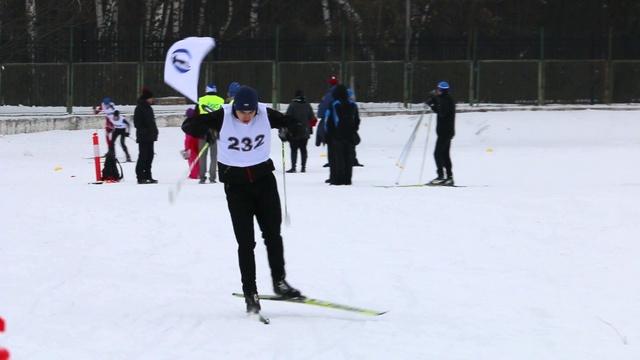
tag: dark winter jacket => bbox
[427,92,456,138]
[181,106,305,184]
[133,97,158,143]
[285,96,316,139]
[324,85,360,144]
[317,85,337,119]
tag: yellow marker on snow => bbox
[54,167,63,171]
[486,148,493,153]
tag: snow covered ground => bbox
[1,109,639,359]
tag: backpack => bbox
[102,151,124,182]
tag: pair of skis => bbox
[374,183,476,188]
[232,293,387,324]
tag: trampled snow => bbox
[1,109,639,359]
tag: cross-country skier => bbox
[181,86,306,315]
[107,110,132,162]
[426,81,456,186]
[94,97,117,152]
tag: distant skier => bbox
[107,110,132,162]
[426,81,456,186]
[94,97,117,152]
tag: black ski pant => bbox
[434,136,453,178]
[109,128,130,159]
[224,173,286,295]
[329,140,355,185]
[289,138,308,169]
[135,141,155,180]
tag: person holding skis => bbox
[107,110,132,162]
[181,86,306,315]
[426,81,456,186]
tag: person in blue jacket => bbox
[323,84,361,185]
[316,76,339,177]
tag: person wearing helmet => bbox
[426,81,456,186]
[94,97,117,153]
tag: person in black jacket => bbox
[324,84,360,185]
[426,81,456,186]
[134,88,159,184]
[181,86,306,315]
[285,90,317,173]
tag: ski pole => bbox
[419,111,434,183]
[168,141,210,204]
[395,116,421,167]
[396,104,426,168]
[281,141,291,226]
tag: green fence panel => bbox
[478,61,538,104]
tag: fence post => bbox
[605,26,613,104]
[66,26,73,114]
[538,26,545,106]
[272,26,280,110]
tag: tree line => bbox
[1,0,639,63]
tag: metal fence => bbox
[1,60,639,108]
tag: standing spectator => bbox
[181,86,306,315]
[134,88,158,184]
[183,107,200,179]
[426,81,456,186]
[324,84,360,185]
[347,88,364,167]
[94,97,117,153]
[285,89,316,173]
[197,83,225,184]
[107,110,132,162]
[227,81,241,104]
[316,76,339,179]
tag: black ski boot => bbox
[273,278,301,298]
[245,293,261,314]
[286,168,296,173]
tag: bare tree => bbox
[219,0,234,37]
[249,0,260,38]
[26,0,37,62]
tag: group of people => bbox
[182,81,243,183]
[94,89,158,183]
[281,76,362,185]
[96,78,456,316]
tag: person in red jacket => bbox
[182,108,200,179]
[94,97,117,152]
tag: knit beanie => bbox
[141,88,154,100]
[233,86,258,111]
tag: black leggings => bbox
[434,137,452,178]
[224,173,286,294]
[109,128,130,158]
[289,138,308,168]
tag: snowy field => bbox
[1,109,640,359]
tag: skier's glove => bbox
[278,128,291,141]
